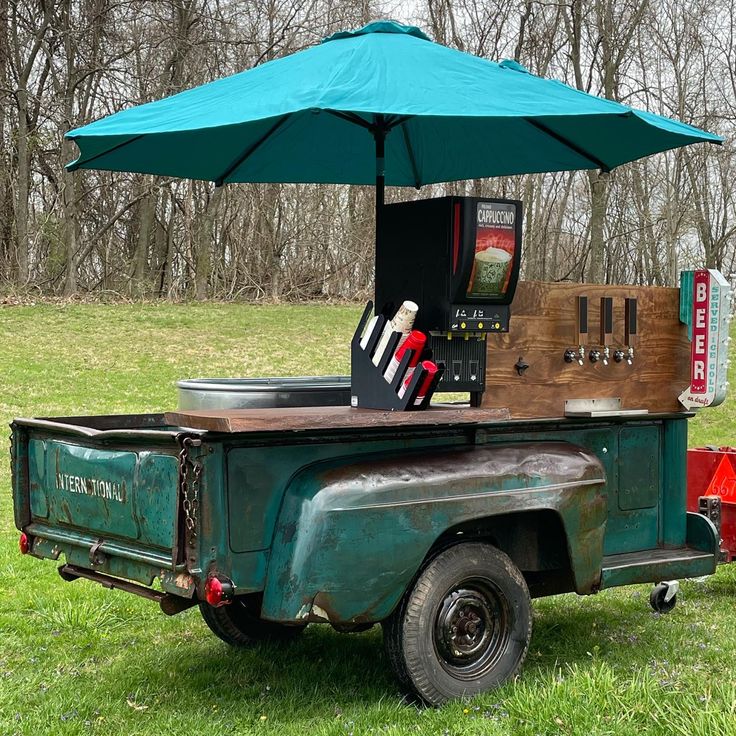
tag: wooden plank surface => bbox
[481,280,690,419]
[165,405,511,433]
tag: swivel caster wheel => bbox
[649,580,679,614]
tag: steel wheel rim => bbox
[433,578,510,680]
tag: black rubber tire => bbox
[649,583,677,614]
[383,543,532,706]
[199,595,305,647]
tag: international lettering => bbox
[56,472,125,503]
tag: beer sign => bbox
[679,269,732,409]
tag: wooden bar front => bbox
[481,281,690,419]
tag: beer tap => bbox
[624,297,637,366]
[595,297,613,366]
[564,296,587,366]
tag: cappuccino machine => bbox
[374,196,522,405]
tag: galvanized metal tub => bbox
[176,376,352,410]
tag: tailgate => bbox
[12,418,192,577]
[31,438,180,551]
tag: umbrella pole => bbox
[374,128,385,239]
[374,125,385,303]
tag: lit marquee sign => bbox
[679,269,732,409]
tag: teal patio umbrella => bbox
[66,19,721,223]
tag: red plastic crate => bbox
[687,446,736,562]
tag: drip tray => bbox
[564,397,649,418]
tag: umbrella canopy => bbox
[66,20,720,188]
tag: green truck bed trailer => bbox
[11,410,717,704]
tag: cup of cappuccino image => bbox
[469,247,512,295]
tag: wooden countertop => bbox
[165,405,511,433]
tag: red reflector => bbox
[204,576,233,607]
[205,577,223,605]
[19,533,30,555]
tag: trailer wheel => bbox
[382,542,532,706]
[199,594,305,647]
[649,581,678,614]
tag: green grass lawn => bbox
[1,302,736,736]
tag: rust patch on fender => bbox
[281,521,297,543]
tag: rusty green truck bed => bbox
[11,408,717,622]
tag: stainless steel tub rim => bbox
[177,376,351,410]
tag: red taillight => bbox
[19,533,30,555]
[204,576,233,607]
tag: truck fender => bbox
[261,441,606,624]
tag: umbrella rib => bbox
[325,110,413,132]
[66,134,145,171]
[324,111,420,187]
[215,115,290,186]
[526,118,611,173]
[400,122,421,189]
[325,110,373,130]
[385,115,413,130]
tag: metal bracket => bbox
[58,564,198,616]
[662,580,679,603]
[564,397,649,418]
[89,539,106,567]
[698,496,722,539]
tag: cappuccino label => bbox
[477,205,515,227]
[467,202,517,298]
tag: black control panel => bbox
[450,304,510,333]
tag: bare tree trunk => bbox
[131,186,156,295]
[585,171,608,282]
[61,152,79,295]
[194,186,223,300]
[162,189,177,297]
[0,0,13,282]
[14,87,31,285]
[8,0,52,286]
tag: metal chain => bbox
[189,454,202,537]
[178,436,202,539]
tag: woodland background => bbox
[1,0,734,300]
